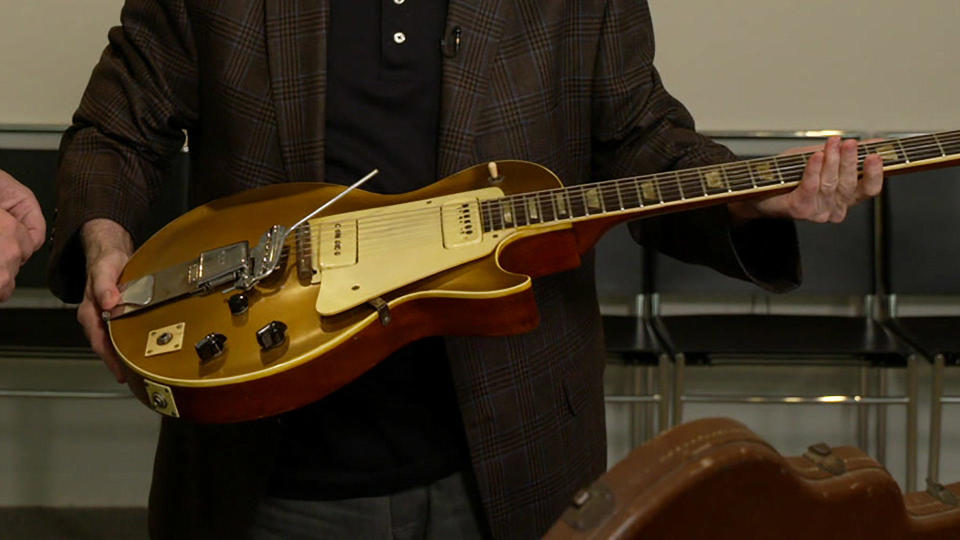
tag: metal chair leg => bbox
[906,353,919,492]
[658,352,670,434]
[627,365,642,448]
[928,353,944,485]
[858,366,868,451]
[672,353,686,427]
[876,367,887,467]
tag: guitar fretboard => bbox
[480,130,960,232]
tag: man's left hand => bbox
[727,136,884,224]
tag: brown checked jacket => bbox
[49,1,799,538]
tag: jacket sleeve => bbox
[49,0,198,302]
[590,0,799,292]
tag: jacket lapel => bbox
[437,0,506,176]
[264,0,328,182]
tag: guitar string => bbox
[280,140,960,261]
[275,133,960,263]
[286,133,960,238]
[297,132,960,234]
[320,134,960,233]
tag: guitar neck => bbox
[480,130,960,233]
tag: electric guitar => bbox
[107,131,960,423]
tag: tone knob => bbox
[195,333,227,362]
[256,321,288,351]
[228,293,249,315]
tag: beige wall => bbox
[650,0,960,133]
[0,1,121,126]
[1,1,957,131]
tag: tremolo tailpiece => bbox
[108,169,379,320]
[109,225,287,319]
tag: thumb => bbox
[91,258,124,310]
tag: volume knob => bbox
[195,333,227,363]
[228,293,249,316]
[256,321,288,351]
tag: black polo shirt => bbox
[267,0,468,500]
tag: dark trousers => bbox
[247,471,487,539]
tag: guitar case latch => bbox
[927,478,960,506]
[368,297,392,326]
[803,442,846,476]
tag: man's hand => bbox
[78,218,133,383]
[0,169,46,301]
[728,136,885,224]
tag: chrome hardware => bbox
[145,323,185,357]
[369,297,391,326]
[111,170,378,319]
[195,242,251,291]
[803,442,846,476]
[119,274,154,306]
[144,380,180,417]
[561,482,615,531]
[927,478,959,506]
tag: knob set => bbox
[195,333,227,362]
[257,321,288,351]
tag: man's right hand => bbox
[78,218,133,383]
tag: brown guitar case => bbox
[543,418,960,539]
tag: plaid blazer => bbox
[50,1,799,538]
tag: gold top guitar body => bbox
[110,161,569,423]
[107,131,960,422]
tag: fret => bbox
[555,191,571,219]
[939,132,960,155]
[485,200,502,232]
[638,177,662,205]
[634,179,646,207]
[513,195,530,226]
[900,134,945,162]
[619,178,642,209]
[677,169,706,199]
[598,183,621,213]
[722,162,754,193]
[613,182,625,210]
[895,139,910,163]
[932,133,947,157]
[526,194,544,224]
[540,192,558,223]
[568,186,588,218]
[865,141,908,166]
[501,199,515,228]
[776,154,807,184]
[656,173,683,203]
[701,166,729,195]
[581,186,604,215]
[674,171,689,199]
[750,158,780,187]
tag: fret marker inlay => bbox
[640,181,658,202]
[877,145,900,162]
[585,188,602,210]
[753,162,775,182]
[704,169,724,189]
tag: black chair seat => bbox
[656,314,909,366]
[0,308,92,357]
[887,317,960,365]
[602,315,663,365]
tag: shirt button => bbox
[393,32,406,44]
